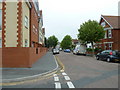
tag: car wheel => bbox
[84,54,86,56]
[107,58,111,62]
[96,56,99,60]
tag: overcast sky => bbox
[39,0,119,42]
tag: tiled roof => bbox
[72,39,78,42]
[101,15,120,29]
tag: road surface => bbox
[2,52,119,89]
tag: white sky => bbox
[39,0,120,42]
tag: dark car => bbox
[96,50,120,62]
[64,49,71,53]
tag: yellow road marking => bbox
[1,56,65,86]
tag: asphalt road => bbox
[56,52,119,88]
[2,51,119,89]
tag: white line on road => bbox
[60,70,64,72]
[53,74,57,77]
[67,81,75,88]
[55,82,61,89]
[54,76,59,82]
[62,72,67,76]
[64,76,71,81]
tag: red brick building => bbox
[0,0,47,68]
[30,1,39,47]
[72,39,79,46]
[96,15,120,51]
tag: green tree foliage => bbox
[47,35,58,48]
[78,20,105,56]
[61,35,72,49]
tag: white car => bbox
[73,45,86,55]
[53,49,59,55]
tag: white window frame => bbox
[101,22,106,27]
[108,29,112,38]
[25,16,28,28]
[108,43,112,50]
[104,31,107,39]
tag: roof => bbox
[101,15,120,29]
[72,39,78,43]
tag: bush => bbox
[94,48,102,52]
[86,48,102,52]
[86,48,93,52]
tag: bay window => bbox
[108,29,112,38]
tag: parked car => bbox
[64,49,71,53]
[73,44,86,55]
[52,49,59,55]
[96,50,120,62]
[59,48,62,51]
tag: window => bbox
[25,39,28,47]
[25,16,28,28]
[108,43,112,50]
[101,22,106,27]
[108,29,112,38]
[0,38,2,48]
[104,44,107,50]
[32,42,35,47]
[0,9,2,30]
[101,51,106,54]
[104,31,107,39]
[33,25,38,34]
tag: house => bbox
[95,15,120,51]
[0,0,46,67]
[72,39,79,46]
[38,10,45,47]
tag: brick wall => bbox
[1,47,47,68]
[0,48,2,67]
[30,2,39,47]
[96,29,120,51]
[117,29,120,51]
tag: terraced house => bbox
[96,15,120,51]
[0,0,47,67]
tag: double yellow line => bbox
[1,56,65,86]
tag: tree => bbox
[61,35,72,49]
[47,35,58,48]
[78,20,105,56]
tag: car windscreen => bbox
[116,51,120,57]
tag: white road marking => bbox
[53,74,57,77]
[67,81,75,88]
[53,72,75,89]
[60,70,64,72]
[62,72,67,76]
[64,76,70,81]
[55,82,61,89]
[54,76,59,82]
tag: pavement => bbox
[1,52,59,83]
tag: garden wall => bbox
[1,47,47,68]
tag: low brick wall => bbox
[1,47,47,68]
[0,48,2,67]
[86,51,100,55]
